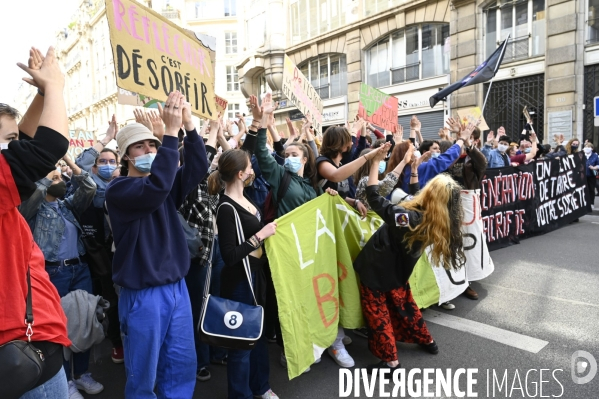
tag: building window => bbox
[589,0,599,44]
[226,66,239,91]
[297,54,347,100]
[366,24,449,89]
[484,0,545,61]
[289,0,347,45]
[224,0,236,16]
[225,32,237,54]
[227,103,240,120]
[194,1,208,18]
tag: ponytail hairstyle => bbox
[286,142,319,193]
[400,174,466,271]
[207,149,250,195]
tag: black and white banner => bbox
[480,154,589,251]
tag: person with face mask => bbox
[19,154,100,399]
[481,128,513,168]
[105,92,208,398]
[74,117,124,364]
[249,94,343,376]
[583,142,599,210]
[566,138,581,155]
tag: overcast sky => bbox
[0,0,80,103]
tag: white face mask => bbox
[497,144,509,153]
[0,143,8,150]
[583,147,593,155]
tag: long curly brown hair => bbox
[400,174,466,271]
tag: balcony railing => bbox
[391,62,420,84]
[314,83,330,100]
[503,35,529,62]
[587,18,599,44]
[161,9,181,20]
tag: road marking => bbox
[423,310,549,354]
[479,282,599,308]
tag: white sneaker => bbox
[342,335,353,346]
[254,389,279,398]
[74,373,104,394]
[327,347,355,368]
[313,356,321,364]
[280,352,310,373]
[68,381,85,399]
[441,302,455,310]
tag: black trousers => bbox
[587,176,597,211]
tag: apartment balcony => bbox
[162,8,181,20]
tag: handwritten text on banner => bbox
[105,0,216,119]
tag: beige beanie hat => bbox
[116,123,161,153]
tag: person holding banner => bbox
[208,148,279,399]
[584,143,599,210]
[565,138,581,155]
[354,152,466,372]
[105,91,208,398]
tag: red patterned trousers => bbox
[360,282,433,362]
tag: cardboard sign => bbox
[357,83,398,132]
[67,129,95,159]
[105,0,216,119]
[282,55,323,133]
[457,107,490,131]
[215,94,228,114]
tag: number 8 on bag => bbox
[224,311,243,329]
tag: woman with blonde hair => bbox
[353,152,466,372]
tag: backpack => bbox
[263,171,292,224]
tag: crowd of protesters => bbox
[1,46,597,399]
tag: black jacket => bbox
[353,185,423,292]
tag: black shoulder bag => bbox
[0,267,46,399]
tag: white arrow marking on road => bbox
[423,310,549,354]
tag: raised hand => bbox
[134,109,153,133]
[410,115,421,131]
[370,142,391,162]
[261,93,278,117]
[161,91,185,137]
[393,125,403,143]
[402,144,415,164]
[18,46,64,92]
[182,101,194,131]
[148,110,165,138]
[461,122,476,141]
[530,132,537,143]
[486,130,495,143]
[286,117,298,137]
[415,150,432,166]
[105,114,118,142]
[446,117,462,134]
[249,95,262,120]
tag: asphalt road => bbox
[85,210,599,399]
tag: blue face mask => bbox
[284,156,302,173]
[378,161,386,174]
[431,152,441,158]
[524,148,531,154]
[132,153,156,173]
[98,164,116,180]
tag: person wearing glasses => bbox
[74,115,124,364]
